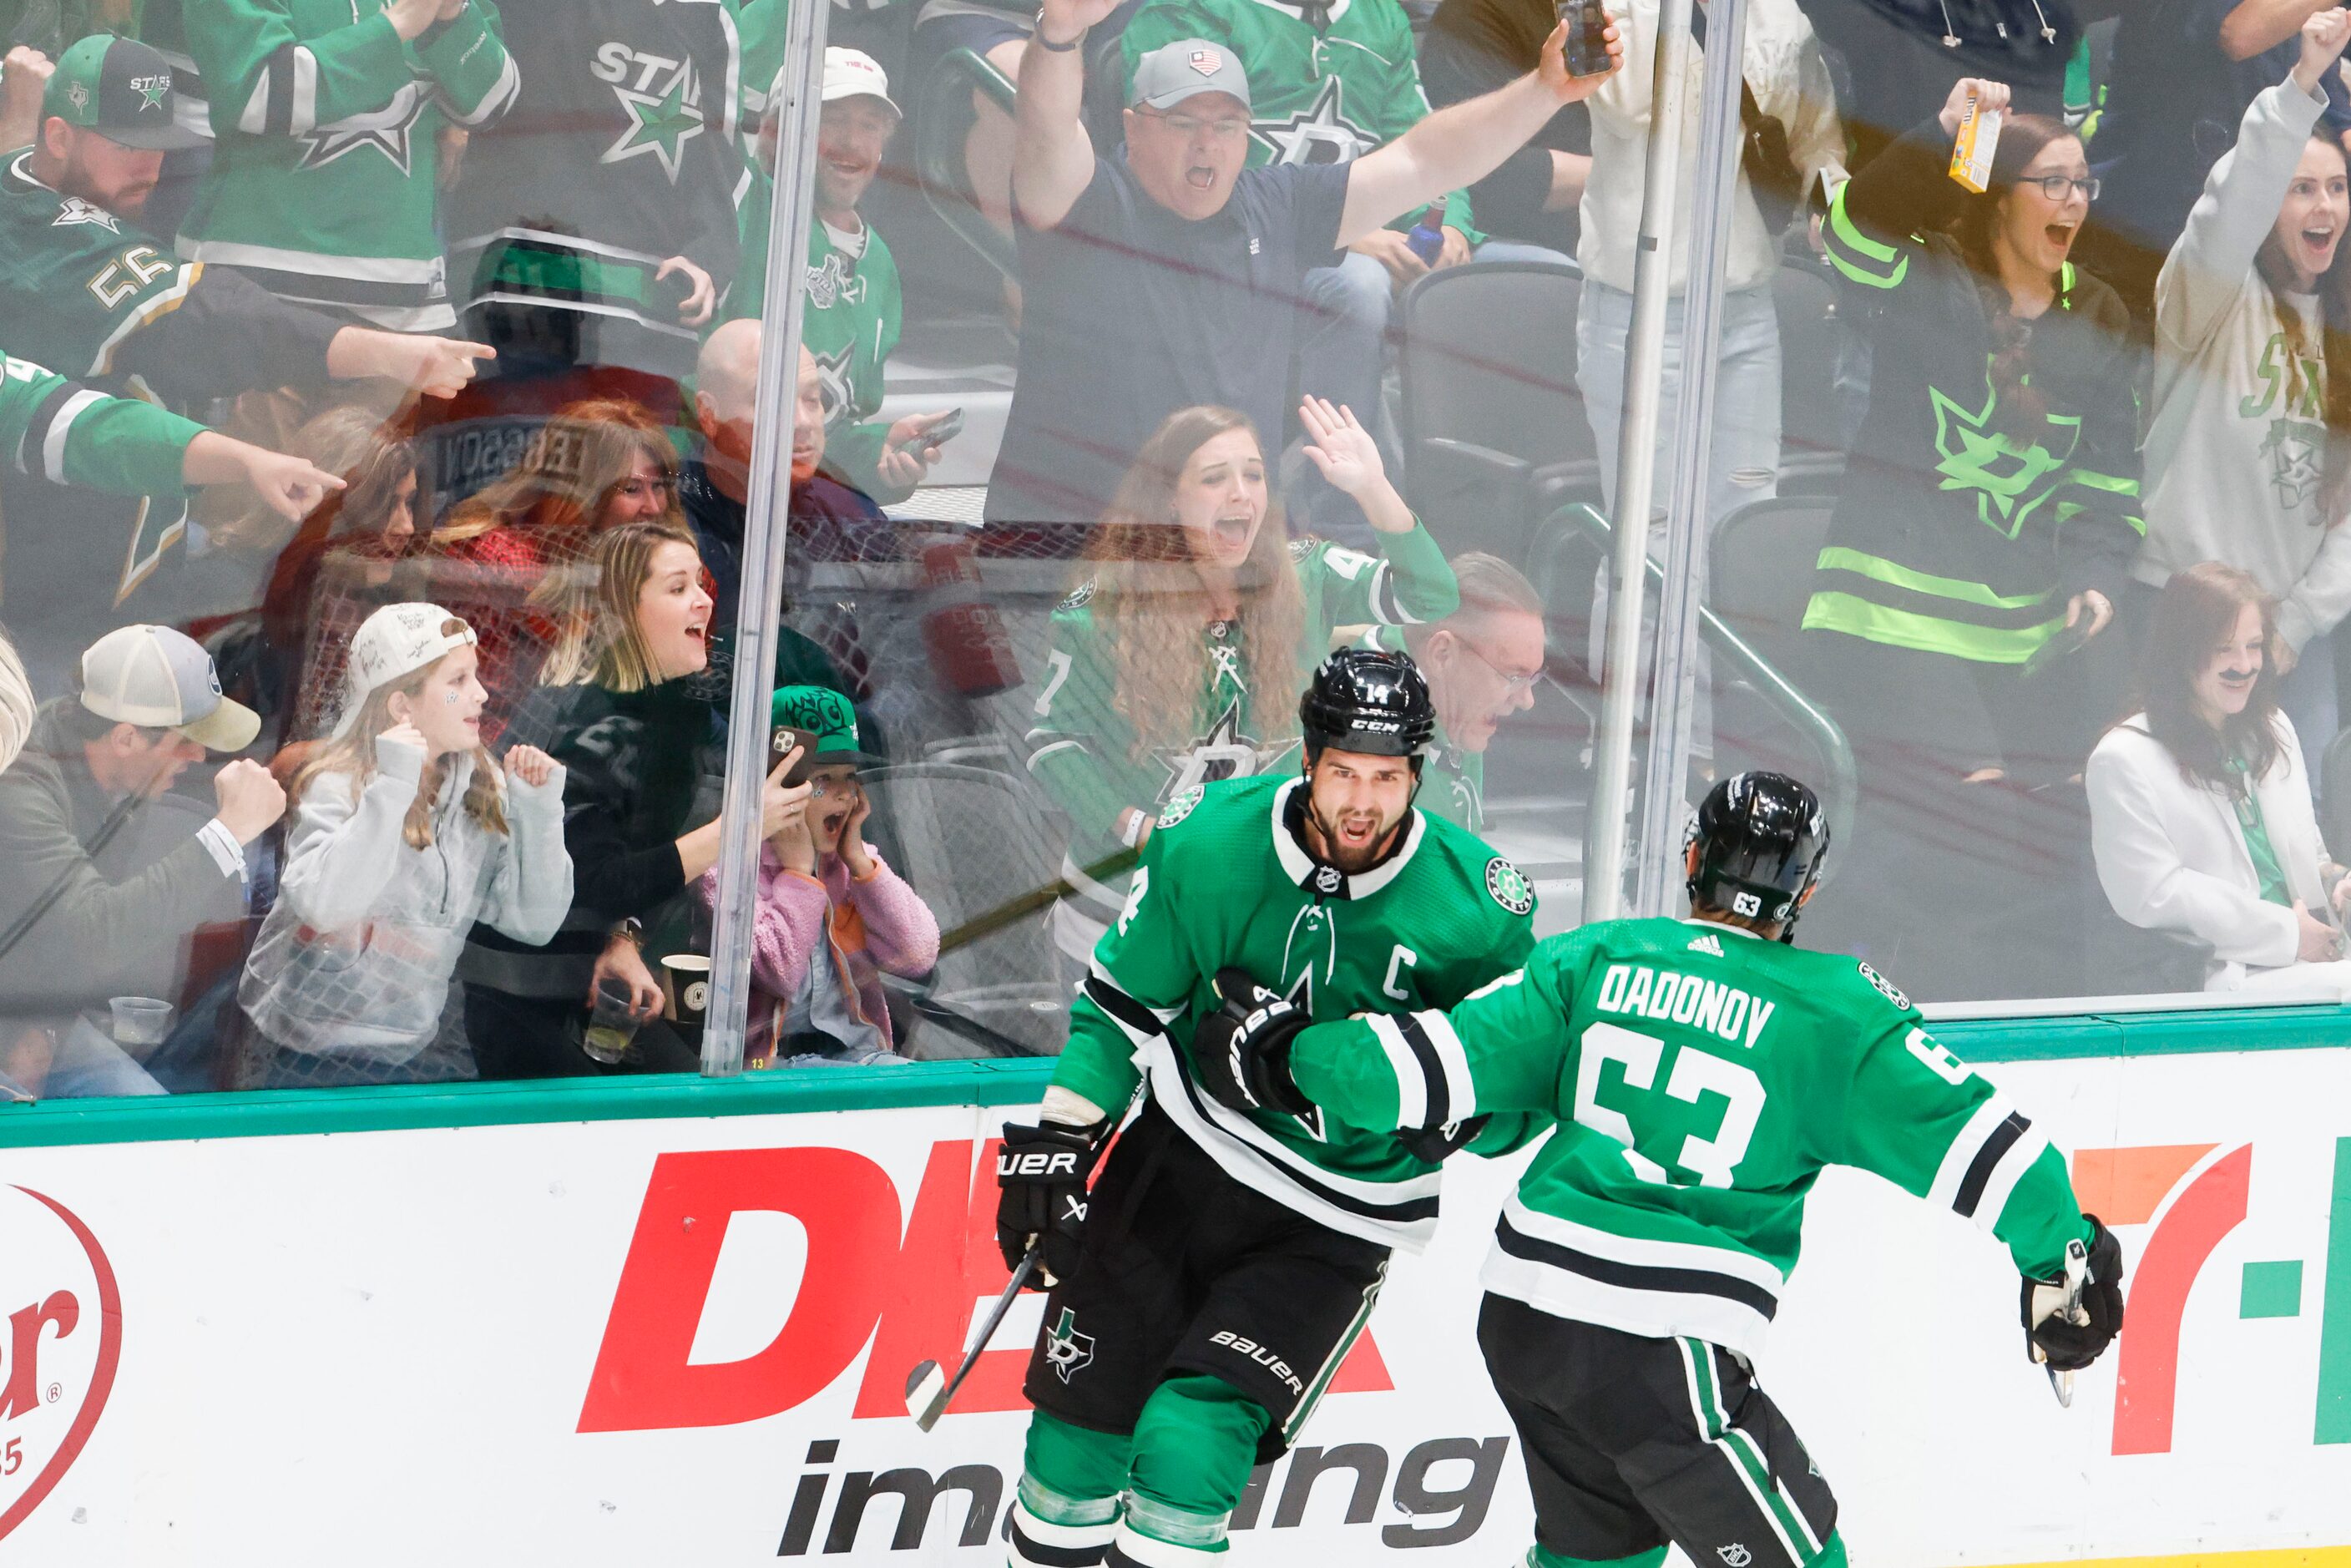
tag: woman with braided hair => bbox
[2136,8,2351,787]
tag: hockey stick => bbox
[905,1244,1039,1431]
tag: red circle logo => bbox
[0,1187,122,1543]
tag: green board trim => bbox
[1,1004,2343,1151]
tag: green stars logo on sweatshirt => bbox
[296,85,427,175]
[1929,384,2079,540]
[1251,75,1374,166]
[594,45,707,182]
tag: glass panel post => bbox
[1632,0,1750,917]
[701,6,835,1076]
[1585,0,1702,921]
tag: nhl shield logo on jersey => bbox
[1857,961,1909,1011]
[1717,1545,1752,1567]
[1485,857,1534,915]
[1044,1308,1095,1383]
[1158,783,1206,830]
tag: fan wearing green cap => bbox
[696,685,939,1067]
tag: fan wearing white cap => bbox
[230,604,573,1084]
[0,624,279,1085]
[729,48,955,504]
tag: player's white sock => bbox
[1104,1505,1226,1565]
[1008,1484,1120,1568]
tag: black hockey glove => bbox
[2022,1215,2126,1372]
[1399,1115,1494,1164]
[1192,969,1312,1116]
[995,1117,1104,1287]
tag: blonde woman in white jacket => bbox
[2137,10,2351,785]
[2089,563,2351,995]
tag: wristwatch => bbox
[609,916,645,949]
[1033,8,1085,49]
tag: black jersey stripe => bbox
[1393,1013,1451,1131]
[1166,1057,1441,1225]
[1082,973,1168,1042]
[1494,1215,1781,1319]
[13,379,76,479]
[1953,1110,2030,1221]
[1009,1520,1108,1568]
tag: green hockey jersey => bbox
[1419,726,1484,832]
[1025,526,1460,959]
[177,0,519,331]
[0,349,201,495]
[1287,916,2095,1356]
[1119,0,1477,240]
[1058,770,1537,1250]
[726,175,910,502]
[138,0,221,145]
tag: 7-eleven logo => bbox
[2075,1138,2351,1455]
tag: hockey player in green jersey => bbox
[1199,770,2128,1568]
[178,0,520,331]
[993,649,1540,1568]
[727,49,954,503]
[1024,397,1460,967]
[0,347,343,516]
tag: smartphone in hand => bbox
[1556,0,1614,77]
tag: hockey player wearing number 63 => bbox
[993,648,1540,1568]
[1196,770,2127,1568]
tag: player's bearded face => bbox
[1304,749,1414,873]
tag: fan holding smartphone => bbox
[702,686,941,1066]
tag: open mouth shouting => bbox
[2044,220,2079,257]
[2299,221,2341,273]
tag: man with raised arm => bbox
[982,0,1620,527]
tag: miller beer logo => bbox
[0,1187,123,1544]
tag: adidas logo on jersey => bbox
[1686,933,1724,957]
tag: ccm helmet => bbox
[1299,648,1436,761]
[1685,771,1829,941]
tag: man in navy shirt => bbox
[984,0,1620,528]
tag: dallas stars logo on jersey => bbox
[1251,74,1377,166]
[296,84,428,175]
[1929,383,2079,539]
[2258,417,2324,511]
[53,197,118,233]
[811,344,857,425]
[593,42,707,182]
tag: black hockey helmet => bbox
[1299,648,1436,761]
[1684,771,1829,940]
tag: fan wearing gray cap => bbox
[984,0,1624,530]
[0,625,282,1095]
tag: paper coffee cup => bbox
[660,954,713,1027]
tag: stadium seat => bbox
[1396,259,1600,571]
[1772,260,1849,495]
[1707,493,1836,679]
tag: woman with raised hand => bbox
[2137,9,2351,787]
[1808,76,2144,998]
[233,604,570,1087]
[1021,397,1461,970]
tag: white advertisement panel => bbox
[0,1048,2344,1565]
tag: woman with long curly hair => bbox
[1807,76,2146,999]
[1024,397,1460,965]
[423,397,685,741]
[2137,12,2351,787]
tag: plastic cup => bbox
[583,976,640,1066]
[660,954,713,1027]
[108,996,174,1048]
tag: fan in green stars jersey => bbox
[992,648,1538,1568]
[1023,397,1461,969]
[1198,769,2129,1568]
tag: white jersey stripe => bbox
[41,390,104,485]
[291,47,320,136]
[1929,1095,2016,1213]
[1678,1339,1806,1565]
[1368,1014,1426,1130]
[1971,1125,2050,1237]
[1481,1244,1772,1362]
[1501,1196,1787,1293]
[1418,1009,1478,1125]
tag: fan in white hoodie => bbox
[2139,10,2351,781]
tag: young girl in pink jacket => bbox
[701,686,938,1065]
